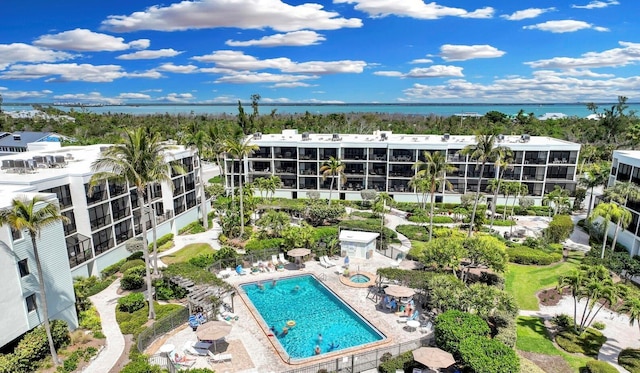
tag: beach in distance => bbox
[5,103,640,118]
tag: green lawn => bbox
[517,316,594,372]
[505,261,578,311]
[161,243,214,265]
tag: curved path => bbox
[85,278,125,373]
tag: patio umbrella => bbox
[287,248,311,257]
[196,321,232,352]
[412,347,455,370]
[383,285,415,298]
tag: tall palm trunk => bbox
[611,222,621,253]
[239,160,245,237]
[601,220,609,259]
[31,235,60,365]
[586,186,595,218]
[469,162,486,237]
[429,182,436,241]
[510,190,519,236]
[328,176,335,206]
[147,184,159,275]
[142,194,156,319]
[489,177,503,231]
[199,154,209,229]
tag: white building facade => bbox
[225,130,581,206]
[0,143,205,347]
[607,150,640,256]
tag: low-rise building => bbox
[607,150,640,256]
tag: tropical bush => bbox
[458,335,520,373]
[586,360,619,373]
[618,348,640,373]
[506,246,562,265]
[101,259,126,277]
[432,227,466,239]
[491,219,516,226]
[377,351,415,373]
[74,276,115,312]
[78,306,103,335]
[396,224,430,241]
[592,321,606,330]
[120,354,162,373]
[0,320,70,373]
[153,278,188,300]
[120,265,146,290]
[244,237,284,251]
[556,328,606,357]
[119,259,146,273]
[545,214,574,243]
[116,302,184,335]
[339,219,397,239]
[117,293,146,313]
[434,310,490,358]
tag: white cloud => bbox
[572,0,619,9]
[269,82,314,88]
[156,63,199,73]
[0,43,74,70]
[374,71,404,77]
[116,92,152,100]
[440,44,505,61]
[159,93,194,102]
[526,41,640,69]
[334,0,493,19]
[523,20,607,33]
[193,50,367,74]
[406,65,464,78]
[0,63,162,82]
[409,58,433,64]
[214,71,318,84]
[226,31,326,47]
[101,0,362,32]
[33,28,148,52]
[0,89,52,100]
[501,7,555,21]
[53,92,124,105]
[117,49,182,60]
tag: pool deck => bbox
[146,252,429,372]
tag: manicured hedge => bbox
[546,214,574,244]
[618,348,640,373]
[506,246,562,265]
[586,360,619,373]
[0,320,70,373]
[117,293,146,313]
[339,219,397,239]
[150,233,174,249]
[407,214,455,224]
[459,335,520,373]
[244,237,284,251]
[377,351,415,373]
[121,265,146,290]
[396,224,430,241]
[101,259,126,277]
[116,302,184,335]
[178,221,205,235]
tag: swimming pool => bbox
[240,275,385,360]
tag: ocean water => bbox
[4,102,640,117]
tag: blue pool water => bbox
[241,275,385,360]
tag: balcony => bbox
[66,233,92,268]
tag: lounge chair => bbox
[319,256,332,268]
[324,256,337,266]
[397,310,419,323]
[278,253,290,265]
[183,341,207,356]
[171,352,196,368]
[419,321,433,334]
[271,255,280,266]
[208,351,233,363]
[235,265,248,275]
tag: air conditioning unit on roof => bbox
[521,134,531,142]
[332,133,341,141]
[253,132,262,140]
[442,133,450,141]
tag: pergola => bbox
[168,276,235,318]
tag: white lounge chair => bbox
[183,341,207,356]
[324,256,337,266]
[271,255,279,266]
[319,256,332,268]
[208,351,233,363]
[278,253,290,264]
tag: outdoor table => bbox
[406,320,420,332]
[194,341,212,350]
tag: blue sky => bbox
[1,0,638,104]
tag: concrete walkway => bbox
[85,278,125,373]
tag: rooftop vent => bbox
[302,132,310,141]
[497,134,505,142]
[332,133,341,141]
[13,134,21,141]
[380,132,388,141]
[520,134,531,142]
[253,132,262,140]
[442,133,450,142]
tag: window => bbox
[89,203,111,230]
[92,228,114,256]
[62,210,76,236]
[40,185,73,209]
[26,294,37,312]
[18,258,29,277]
[11,228,22,241]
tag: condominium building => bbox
[225,130,581,206]
[607,150,640,256]
[0,142,204,347]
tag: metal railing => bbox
[281,335,432,373]
[137,307,190,353]
[149,354,178,373]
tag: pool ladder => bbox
[318,273,327,282]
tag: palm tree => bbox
[605,181,640,251]
[373,192,394,246]
[590,202,619,259]
[408,173,429,208]
[91,127,180,319]
[488,147,514,231]
[224,136,259,238]
[461,134,507,237]
[413,151,456,241]
[265,175,281,201]
[320,156,345,206]
[621,297,640,334]
[0,196,70,366]
[543,185,571,217]
[579,163,610,219]
[510,183,528,236]
[183,126,210,230]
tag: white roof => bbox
[339,230,380,243]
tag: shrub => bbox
[127,251,144,261]
[0,320,70,373]
[150,233,174,250]
[244,237,284,251]
[188,254,215,268]
[116,302,184,336]
[101,259,126,277]
[551,314,574,331]
[78,306,102,334]
[120,265,146,290]
[556,328,606,357]
[121,354,162,373]
[618,348,640,373]
[545,214,574,243]
[179,221,205,235]
[120,259,146,273]
[432,227,466,239]
[118,293,146,313]
[592,321,606,331]
[506,246,562,265]
[396,225,430,241]
[377,351,414,373]
[339,219,397,239]
[434,310,490,357]
[459,335,520,373]
[586,360,618,373]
